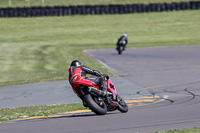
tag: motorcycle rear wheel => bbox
[118,45,123,55]
[83,94,107,115]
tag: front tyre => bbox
[83,94,107,115]
[117,96,128,113]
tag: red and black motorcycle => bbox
[73,76,128,115]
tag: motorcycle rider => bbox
[68,60,109,106]
[116,33,128,51]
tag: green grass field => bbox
[0,10,200,87]
[0,0,199,8]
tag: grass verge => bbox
[0,10,200,87]
[0,103,85,121]
[0,0,199,8]
[154,127,200,133]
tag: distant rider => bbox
[116,33,128,51]
[68,60,108,105]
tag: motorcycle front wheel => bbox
[83,94,107,115]
[117,96,128,113]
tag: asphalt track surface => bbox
[0,77,147,108]
[1,45,200,133]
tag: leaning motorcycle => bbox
[74,76,128,115]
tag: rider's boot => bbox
[101,84,107,96]
[106,96,119,107]
[101,81,118,106]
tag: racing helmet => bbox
[123,33,127,37]
[70,60,82,67]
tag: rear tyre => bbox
[118,45,123,55]
[83,94,107,115]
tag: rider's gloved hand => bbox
[102,74,109,80]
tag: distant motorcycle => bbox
[73,75,128,115]
[116,33,128,55]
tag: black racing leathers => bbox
[69,65,102,77]
[116,35,128,50]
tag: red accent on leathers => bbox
[69,66,98,97]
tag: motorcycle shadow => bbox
[49,111,119,119]
[68,112,118,118]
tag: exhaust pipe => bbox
[88,87,112,96]
[88,87,106,96]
